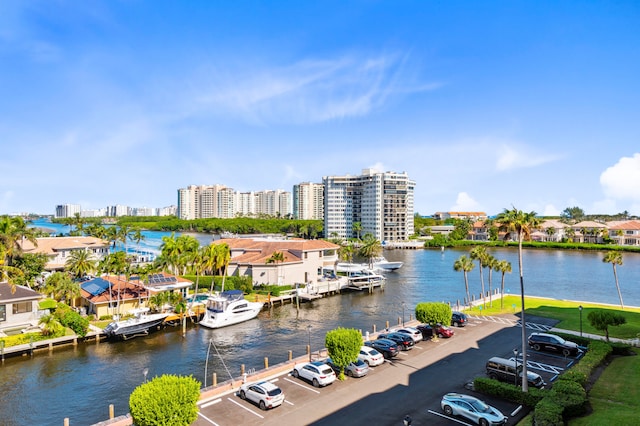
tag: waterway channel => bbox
[3,227,640,425]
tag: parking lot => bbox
[193,316,583,426]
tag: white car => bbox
[238,381,285,410]
[358,345,385,366]
[291,361,337,387]
[393,326,423,343]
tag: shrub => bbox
[415,302,452,325]
[549,379,588,417]
[533,398,564,426]
[474,377,546,407]
[129,374,201,426]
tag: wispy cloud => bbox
[495,143,561,171]
[600,153,640,201]
[192,52,438,124]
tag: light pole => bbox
[307,325,312,362]
[513,348,519,386]
[579,305,583,337]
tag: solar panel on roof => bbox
[81,278,111,297]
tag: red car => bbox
[417,323,454,339]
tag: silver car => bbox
[440,393,508,426]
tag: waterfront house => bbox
[212,238,340,286]
[80,275,150,319]
[468,220,490,241]
[538,219,566,242]
[19,236,109,271]
[607,220,640,246]
[571,221,608,244]
[0,282,44,335]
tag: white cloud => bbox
[192,52,438,124]
[496,143,561,171]
[600,153,640,201]
[542,204,560,216]
[450,192,481,211]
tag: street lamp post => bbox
[307,325,312,362]
[579,305,583,337]
[402,302,406,327]
[513,348,519,386]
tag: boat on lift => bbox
[199,290,264,329]
[103,308,169,340]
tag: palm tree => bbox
[39,314,64,336]
[453,255,475,307]
[0,215,38,266]
[495,259,512,310]
[485,254,498,307]
[495,207,541,393]
[352,222,362,240]
[336,243,354,275]
[65,249,97,279]
[359,234,382,269]
[469,246,488,307]
[266,251,286,285]
[603,251,624,309]
[0,243,24,294]
[215,243,231,292]
[130,228,146,259]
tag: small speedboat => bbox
[103,308,169,340]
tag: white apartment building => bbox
[293,182,324,220]
[323,169,415,242]
[177,185,291,219]
[55,204,81,218]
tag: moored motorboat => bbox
[371,257,403,271]
[103,308,169,340]
[199,290,264,329]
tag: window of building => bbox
[13,301,31,315]
[0,305,5,322]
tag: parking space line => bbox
[284,399,294,406]
[227,397,264,418]
[511,405,523,416]
[427,409,474,425]
[283,377,321,394]
[200,398,222,408]
[197,411,221,426]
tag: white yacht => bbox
[103,308,169,340]
[199,290,264,329]
[371,257,403,271]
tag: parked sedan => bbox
[325,357,370,377]
[291,361,337,387]
[238,381,285,410]
[417,323,454,339]
[392,326,423,343]
[528,332,583,357]
[378,332,415,350]
[358,345,385,366]
[365,338,399,359]
[441,393,508,426]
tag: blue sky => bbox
[2,1,639,217]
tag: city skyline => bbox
[2,2,639,217]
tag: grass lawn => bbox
[568,348,640,425]
[464,295,640,340]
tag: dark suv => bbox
[486,357,546,388]
[377,332,415,351]
[528,332,582,357]
[365,338,399,359]
[451,311,468,327]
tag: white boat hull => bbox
[199,290,264,329]
[104,312,169,339]
[199,303,263,329]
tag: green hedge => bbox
[182,275,254,294]
[129,374,201,426]
[473,377,546,407]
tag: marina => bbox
[2,241,640,425]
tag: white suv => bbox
[358,345,385,366]
[238,381,285,410]
[393,327,423,343]
[292,361,336,387]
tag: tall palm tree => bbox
[603,251,624,309]
[495,259,512,310]
[0,242,24,294]
[130,228,146,259]
[65,249,97,279]
[495,207,541,393]
[485,254,498,307]
[469,246,488,307]
[215,243,231,292]
[352,222,362,240]
[453,255,475,307]
[359,234,382,269]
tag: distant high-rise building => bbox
[55,204,81,218]
[107,205,130,217]
[293,182,324,220]
[323,169,415,241]
[177,185,290,219]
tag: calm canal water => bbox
[4,229,640,425]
